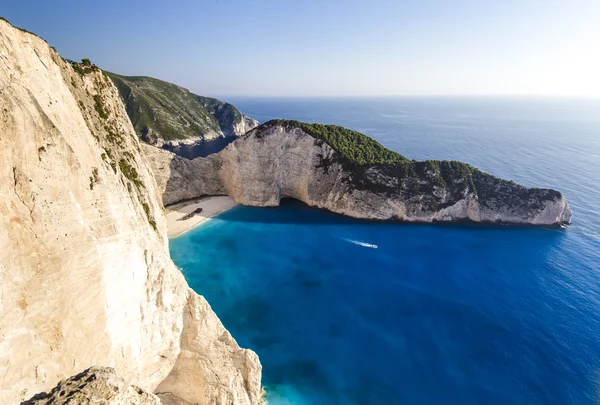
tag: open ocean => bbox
[169,97,600,404]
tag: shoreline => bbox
[166,196,237,238]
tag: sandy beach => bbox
[166,196,237,238]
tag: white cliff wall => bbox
[147,125,571,226]
[0,19,260,405]
[217,126,571,225]
[233,115,260,137]
[141,144,226,205]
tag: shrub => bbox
[141,201,157,231]
[89,167,100,190]
[118,159,144,189]
[264,119,408,166]
[93,95,108,119]
[73,63,93,76]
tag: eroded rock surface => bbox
[146,122,571,226]
[22,367,161,405]
[0,19,261,405]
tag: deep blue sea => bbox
[170,97,600,404]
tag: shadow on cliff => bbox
[213,199,572,234]
[164,137,235,159]
[216,199,358,225]
[162,140,232,205]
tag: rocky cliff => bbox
[146,120,571,226]
[22,367,161,405]
[107,73,259,147]
[0,18,261,405]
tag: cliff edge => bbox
[146,120,571,226]
[0,18,261,404]
[107,73,259,147]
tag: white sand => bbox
[166,196,237,238]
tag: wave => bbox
[342,238,378,249]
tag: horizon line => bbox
[213,94,600,100]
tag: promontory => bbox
[145,119,572,227]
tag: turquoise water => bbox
[170,98,600,404]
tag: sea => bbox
[169,97,600,405]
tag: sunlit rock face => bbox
[0,18,261,405]
[147,123,571,226]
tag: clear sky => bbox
[2,0,599,97]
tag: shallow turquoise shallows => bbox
[170,98,600,405]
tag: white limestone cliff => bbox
[0,19,261,405]
[234,115,260,137]
[146,124,571,226]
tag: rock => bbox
[21,367,161,405]
[154,295,262,405]
[141,144,226,206]
[146,121,571,226]
[0,18,261,405]
[107,73,259,145]
[234,115,261,137]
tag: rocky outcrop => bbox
[142,144,225,205]
[22,367,161,405]
[234,115,261,138]
[107,73,259,147]
[0,18,260,405]
[154,295,263,405]
[147,121,571,226]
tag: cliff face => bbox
[0,19,261,405]
[22,367,162,405]
[142,144,226,205]
[147,122,571,226]
[107,73,259,147]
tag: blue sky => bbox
[2,0,599,97]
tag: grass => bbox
[106,72,249,141]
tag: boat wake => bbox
[342,238,378,249]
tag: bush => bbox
[264,119,408,165]
[81,58,92,66]
[141,201,157,231]
[73,63,93,76]
[118,159,144,189]
[93,95,108,119]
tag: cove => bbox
[170,199,599,405]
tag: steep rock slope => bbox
[146,121,571,226]
[142,143,226,205]
[107,73,259,146]
[0,19,261,404]
[22,367,161,405]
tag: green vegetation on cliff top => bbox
[263,119,409,165]
[106,73,247,141]
[261,119,561,205]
